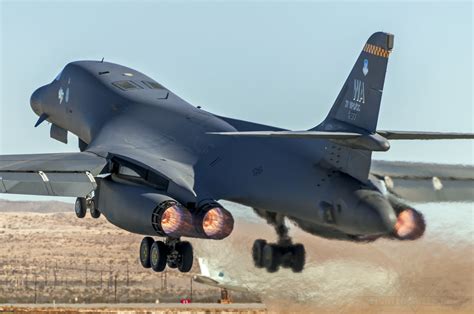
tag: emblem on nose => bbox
[58,87,64,104]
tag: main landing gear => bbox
[252,210,305,273]
[139,237,193,273]
[75,196,101,219]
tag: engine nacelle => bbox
[98,180,192,236]
[97,180,234,239]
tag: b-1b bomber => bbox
[1,32,473,273]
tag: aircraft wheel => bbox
[252,239,267,268]
[89,199,100,218]
[90,208,101,218]
[75,197,87,218]
[263,243,280,273]
[139,237,154,268]
[176,241,193,273]
[150,241,168,272]
[290,243,305,273]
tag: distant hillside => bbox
[0,199,72,213]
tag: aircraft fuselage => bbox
[30,61,397,240]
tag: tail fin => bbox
[315,32,394,133]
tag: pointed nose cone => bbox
[30,87,43,116]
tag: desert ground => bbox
[0,199,259,305]
[0,198,472,313]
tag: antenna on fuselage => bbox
[100,57,104,63]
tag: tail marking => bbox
[363,43,391,58]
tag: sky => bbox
[0,0,473,201]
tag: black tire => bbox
[263,244,280,273]
[176,241,193,273]
[89,199,100,218]
[75,197,87,218]
[150,241,168,272]
[90,199,101,219]
[139,237,154,268]
[290,243,305,273]
[252,239,267,268]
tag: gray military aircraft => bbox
[1,32,473,273]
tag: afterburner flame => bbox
[160,205,184,234]
[203,208,225,236]
[394,208,425,240]
[202,207,234,239]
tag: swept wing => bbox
[0,152,107,197]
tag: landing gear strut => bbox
[252,210,305,273]
[139,237,193,273]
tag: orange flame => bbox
[394,208,425,240]
[203,208,225,237]
[161,205,183,234]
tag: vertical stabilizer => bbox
[316,32,394,133]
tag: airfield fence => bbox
[0,258,205,303]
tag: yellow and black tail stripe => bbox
[363,43,390,58]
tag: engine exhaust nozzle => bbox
[196,202,234,240]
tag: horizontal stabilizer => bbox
[209,130,474,140]
[209,130,474,151]
[208,130,390,151]
[208,131,361,139]
[377,130,474,140]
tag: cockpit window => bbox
[142,81,165,90]
[55,70,63,81]
[112,80,142,91]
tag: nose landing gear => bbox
[252,209,306,273]
[139,237,193,273]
